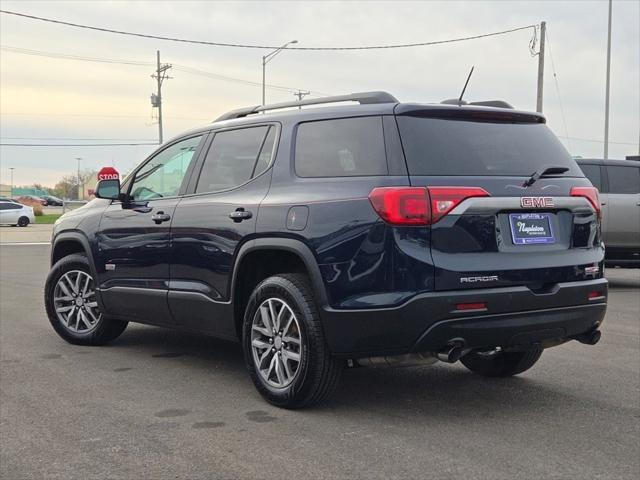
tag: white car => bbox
[0,200,35,227]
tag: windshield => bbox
[396,116,582,177]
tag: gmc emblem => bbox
[521,196,554,208]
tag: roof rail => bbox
[215,91,398,122]
[440,98,514,109]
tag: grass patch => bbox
[36,214,62,224]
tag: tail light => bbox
[368,186,490,226]
[571,186,601,218]
[368,187,430,225]
[428,186,490,223]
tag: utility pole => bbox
[604,0,613,159]
[294,90,310,108]
[151,50,172,144]
[9,167,15,197]
[75,157,82,200]
[536,21,546,113]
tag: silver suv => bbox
[577,158,640,267]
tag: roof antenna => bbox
[458,66,475,105]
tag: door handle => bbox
[133,206,152,213]
[151,211,171,224]
[229,208,252,222]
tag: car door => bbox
[604,164,640,248]
[95,134,206,325]
[169,124,278,338]
[0,202,11,224]
[0,202,20,224]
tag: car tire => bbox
[17,216,30,227]
[243,273,343,409]
[44,253,128,346]
[460,347,543,377]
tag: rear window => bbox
[396,116,582,177]
[295,117,387,177]
[579,164,602,190]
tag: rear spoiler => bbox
[394,103,545,124]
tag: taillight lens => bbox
[571,186,601,218]
[368,187,430,225]
[428,186,490,223]
[368,186,490,225]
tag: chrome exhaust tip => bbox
[436,341,465,363]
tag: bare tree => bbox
[53,170,97,200]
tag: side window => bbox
[579,164,602,190]
[130,135,202,201]
[295,116,387,177]
[195,126,274,193]
[607,166,640,194]
[0,202,21,210]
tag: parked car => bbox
[17,195,47,206]
[42,195,64,206]
[576,158,640,267]
[0,200,34,227]
[45,92,607,408]
[0,196,20,203]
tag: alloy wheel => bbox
[251,298,303,388]
[53,270,101,333]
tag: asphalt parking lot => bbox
[1,244,638,480]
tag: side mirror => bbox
[95,179,121,200]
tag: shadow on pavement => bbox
[103,323,630,421]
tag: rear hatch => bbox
[394,105,603,292]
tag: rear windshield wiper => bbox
[523,165,570,187]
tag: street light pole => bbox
[536,21,546,113]
[262,40,298,105]
[604,0,613,160]
[76,157,82,200]
[9,167,15,197]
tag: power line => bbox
[1,137,157,141]
[0,143,158,146]
[0,9,536,51]
[0,112,209,120]
[0,45,153,65]
[0,44,328,96]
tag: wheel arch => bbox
[51,232,99,279]
[231,238,329,339]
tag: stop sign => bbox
[97,166,120,181]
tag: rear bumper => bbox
[321,278,608,357]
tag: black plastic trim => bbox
[231,237,328,306]
[321,278,608,357]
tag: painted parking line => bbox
[0,242,51,246]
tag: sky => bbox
[0,0,638,188]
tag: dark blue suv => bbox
[45,92,607,408]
